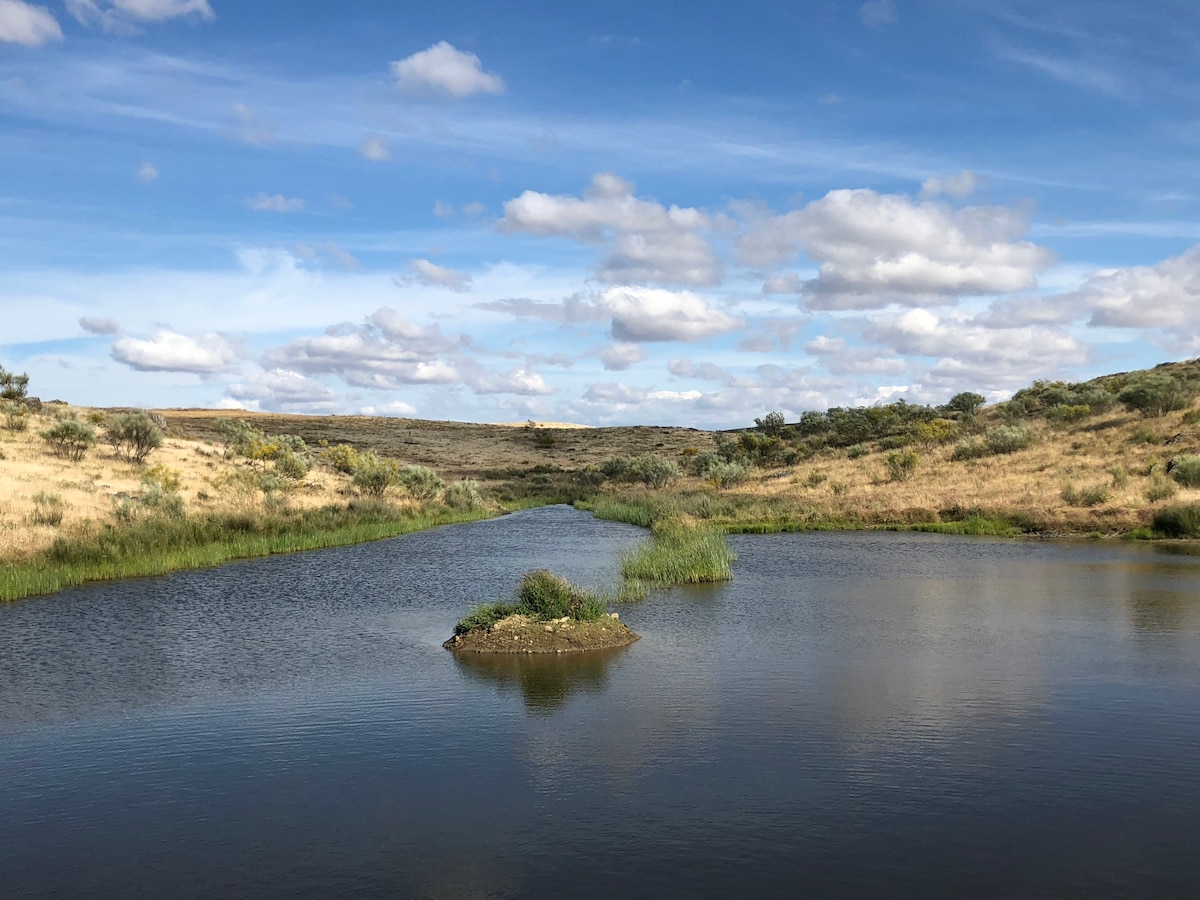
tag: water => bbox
[2,506,1200,898]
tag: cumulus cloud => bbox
[920,170,982,200]
[467,366,552,396]
[599,342,646,371]
[405,258,472,292]
[582,382,646,407]
[360,400,417,417]
[292,242,359,270]
[864,308,1086,387]
[360,136,391,161]
[0,1,62,46]
[247,193,305,213]
[602,286,743,342]
[224,369,338,414]
[79,315,121,335]
[1044,245,1200,330]
[135,162,159,184]
[391,41,504,98]
[67,0,214,32]
[475,295,609,325]
[112,330,240,375]
[501,173,722,286]
[860,0,897,27]
[739,189,1052,309]
[668,358,736,383]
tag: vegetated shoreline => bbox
[0,505,493,604]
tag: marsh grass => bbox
[620,522,735,585]
[453,569,608,634]
[1,503,491,603]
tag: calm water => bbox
[3,506,1200,898]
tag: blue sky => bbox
[2,0,1200,426]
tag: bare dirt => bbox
[443,613,641,653]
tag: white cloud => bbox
[135,162,158,184]
[360,136,391,161]
[468,366,552,396]
[360,400,417,417]
[919,169,982,200]
[1047,244,1200,330]
[599,342,646,371]
[582,382,646,408]
[501,173,722,286]
[231,102,274,146]
[0,0,62,46]
[79,315,121,335]
[247,193,305,213]
[67,0,214,32]
[864,308,1087,387]
[601,285,743,342]
[647,390,702,401]
[739,189,1053,309]
[860,0,897,27]
[224,369,338,414]
[111,329,240,375]
[406,258,472,292]
[390,41,504,98]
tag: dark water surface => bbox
[3,506,1200,898]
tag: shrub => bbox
[846,444,869,460]
[1129,426,1161,445]
[351,452,399,498]
[40,420,96,461]
[1152,503,1200,538]
[703,459,749,488]
[1061,483,1110,507]
[2,399,28,431]
[214,418,264,456]
[1168,455,1200,488]
[943,392,985,418]
[754,410,786,437]
[29,492,64,527]
[950,439,990,461]
[805,469,828,488]
[1045,404,1092,425]
[1119,374,1194,417]
[1145,474,1178,503]
[1182,409,1200,426]
[885,450,918,482]
[453,601,520,635]
[397,465,445,500]
[913,419,958,447]
[324,443,361,475]
[607,453,684,488]
[985,425,1034,454]
[443,478,483,510]
[0,365,29,402]
[274,449,311,481]
[105,411,165,463]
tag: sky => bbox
[2,0,1200,427]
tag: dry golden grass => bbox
[713,406,1199,531]
[0,406,352,561]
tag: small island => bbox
[444,569,640,653]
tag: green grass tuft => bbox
[621,522,735,585]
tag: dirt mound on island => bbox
[444,613,640,654]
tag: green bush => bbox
[754,410,786,437]
[846,444,869,460]
[703,459,749,488]
[950,439,990,461]
[105,411,165,464]
[323,443,361,475]
[516,569,606,621]
[443,478,483,510]
[1169,455,1200,488]
[274,449,311,481]
[1152,503,1200,538]
[397,465,445,500]
[943,391,985,418]
[1061,483,1110,507]
[1045,404,1092,425]
[1182,409,1200,426]
[40,420,96,461]
[605,453,684,488]
[351,452,399,498]
[0,365,29,402]
[985,425,1034,454]
[805,470,828,488]
[1145,474,1178,503]
[1119,374,1194,417]
[884,450,918,482]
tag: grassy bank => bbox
[1,502,493,603]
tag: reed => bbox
[620,521,736,585]
[1,503,492,603]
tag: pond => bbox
[2,505,1200,898]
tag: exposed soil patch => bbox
[444,613,640,654]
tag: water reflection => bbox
[1129,589,1189,633]
[452,647,631,713]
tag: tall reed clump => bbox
[1152,503,1200,539]
[620,521,735,589]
